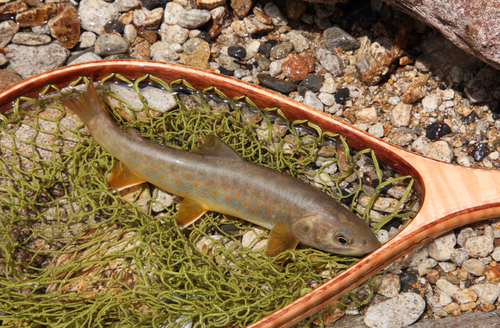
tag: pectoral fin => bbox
[177,198,208,228]
[108,160,146,190]
[265,220,299,257]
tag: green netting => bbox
[0,74,416,327]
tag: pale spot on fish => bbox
[339,214,348,223]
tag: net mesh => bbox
[0,74,416,327]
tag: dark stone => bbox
[219,224,240,235]
[244,63,253,70]
[425,122,452,140]
[228,45,246,59]
[103,20,125,34]
[464,111,478,124]
[300,74,324,92]
[257,54,270,70]
[198,31,211,43]
[219,67,234,76]
[258,39,277,57]
[471,143,490,162]
[492,104,500,120]
[140,0,168,10]
[334,88,349,104]
[339,188,355,206]
[400,269,420,293]
[323,26,360,52]
[257,74,297,94]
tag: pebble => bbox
[94,34,129,56]
[179,38,210,69]
[68,52,102,65]
[4,43,69,79]
[198,0,226,10]
[364,293,425,328]
[243,16,274,34]
[303,91,323,111]
[160,24,189,44]
[244,40,260,60]
[376,229,389,244]
[141,0,168,10]
[316,49,343,77]
[163,2,185,25]
[492,247,500,262]
[450,248,469,266]
[470,283,500,304]
[0,70,22,92]
[177,9,211,29]
[141,7,164,29]
[0,0,28,16]
[12,32,51,46]
[427,232,456,262]
[257,74,297,94]
[228,45,246,59]
[270,42,294,60]
[16,3,58,27]
[263,2,288,26]
[79,31,97,48]
[0,20,19,48]
[48,5,81,49]
[391,102,412,127]
[282,30,309,53]
[356,107,377,124]
[368,123,384,138]
[471,143,490,162]
[417,258,437,276]
[323,27,360,51]
[436,279,459,297]
[438,262,456,273]
[257,55,270,71]
[285,0,307,20]
[378,273,401,298]
[268,60,283,77]
[258,39,277,57]
[116,0,142,12]
[123,24,137,44]
[130,39,150,60]
[457,227,477,247]
[230,0,252,18]
[141,86,177,112]
[464,235,494,258]
[462,259,486,276]
[300,74,323,93]
[425,140,454,163]
[79,0,119,34]
[335,88,349,104]
[318,92,336,106]
[425,122,451,140]
[454,288,477,304]
[283,54,309,81]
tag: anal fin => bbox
[177,198,208,228]
[109,160,146,191]
[265,220,299,257]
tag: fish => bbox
[61,79,379,257]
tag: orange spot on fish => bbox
[140,164,144,168]
[281,209,284,212]
[291,212,294,216]
[235,208,239,211]
[150,167,156,172]
[224,187,227,191]
[200,195,204,198]
[159,163,163,166]
[244,202,247,207]
[206,182,209,185]
[218,181,220,184]
[250,210,254,214]
[161,175,164,179]
[226,196,231,200]
[268,209,272,213]
[261,215,264,219]
[194,183,199,187]
[143,157,147,161]
[187,178,191,181]
[175,181,179,184]
[236,193,240,197]
[257,205,261,209]
[131,162,134,166]
[218,203,221,206]
[211,190,217,195]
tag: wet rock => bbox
[244,40,260,60]
[402,74,429,104]
[176,9,211,29]
[263,2,288,26]
[316,48,343,76]
[79,0,119,34]
[258,39,277,57]
[140,0,167,10]
[231,0,252,18]
[0,20,19,48]
[68,52,102,65]
[79,31,96,48]
[0,70,22,91]
[425,141,454,163]
[228,45,246,59]
[141,86,177,112]
[160,24,189,44]
[425,122,451,140]
[116,0,142,12]
[364,293,425,328]
[198,0,226,10]
[391,102,412,127]
[270,42,294,60]
[0,0,28,16]
[285,0,307,20]
[48,5,80,49]
[103,20,124,34]
[244,16,274,35]
[12,32,51,45]
[462,259,486,276]
[300,74,323,92]
[428,232,456,262]
[335,88,349,104]
[324,27,360,52]
[471,143,490,162]
[464,235,494,258]
[163,2,185,25]
[303,91,323,111]
[179,38,210,69]
[4,43,70,79]
[94,33,129,56]
[257,74,297,94]
[253,6,272,25]
[257,55,270,70]
[470,283,500,304]
[16,3,58,27]
[283,54,309,81]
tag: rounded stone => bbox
[227,45,246,59]
[462,259,486,276]
[316,48,343,76]
[464,235,494,258]
[94,33,129,56]
[270,42,294,60]
[79,0,119,34]
[177,9,211,29]
[0,20,20,48]
[12,32,51,45]
[364,293,425,328]
[257,74,297,94]
[427,232,456,261]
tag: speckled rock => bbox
[0,20,20,48]
[4,43,70,79]
[68,52,102,65]
[450,248,469,266]
[0,70,23,91]
[364,293,425,328]
[177,9,211,29]
[436,278,459,297]
[123,24,137,44]
[378,273,401,298]
[324,26,360,51]
[263,2,288,26]
[94,34,129,56]
[244,16,274,34]
[470,283,500,304]
[454,288,477,304]
[160,24,189,44]
[141,86,177,112]
[464,235,494,258]
[244,40,260,60]
[116,0,142,12]
[48,5,81,49]
[270,42,294,60]
[462,258,486,276]
[316,49,343,76]
[79,31,96,48]
[303,91,324,111]
[163,2,185,25]
[231,0,252,18]
[79,0,119,34]
[425,141,454,163]
[427,232,456,261]
[356,107,377,124]
[491,246,500,261]
[130,39,150,59]
[417,258,437,276]
[12,32,51,45]
[282,30,309,53]
[0,0,28,16]
[457,227,477,247]
[391,102,412,127]
[178,38,210,69]
[16,3,58,27]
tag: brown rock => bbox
[0,70,23,91]
[119,12,134,25]
[130,40,150,59]
[401,74,429,104]
[137,29,158,44]
[198,0,227,10]
[231,0,252,18]
[0,0,28,16]
[209,5,231,38]
[285,0,307,20]
[484,263,500,283]
[48,5,80,49]
[179,38,210,69]
[282,54,309,81]
[16,3,58,27]
[253,6,272,25]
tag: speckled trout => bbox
[62,80,379,257]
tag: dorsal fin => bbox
[264,220,299,258]
[191,135,241,160]
[108,160,146,191]
[126,127,144,141]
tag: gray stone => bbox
[141,86,177,113]
[491,246,500,261]
[0,20,19,48]
[94,34,129,56]
[364,293,425,328]
[464,235,494,258]
[378,273,401,298]
[422,94,439,112]
[436,279,459,297]
[79,31,97,48]
[270,42,294,60]
[457,227,477,247]
[450,248,469,266]
[177,9,211,29]
[470,283,500,304]
[68,52,102,65]
[417,258,437,276]
[123,24,137,44]
[12,32,51,45]
[160,24,189,44]
[257,55,270,71]
[318,92,336,106]
[368,122,384,138]
[4,43,70,79]
[79,0,119,34]
[0,53,7,66]
[263,2,288,26]
[303,91,324,111]
[115,0,141,12]
[244,40,260,60]
[462,258,486,276]
[438,262,456,273]
[316,48,343,76]
[31,24,51,35]
[324,27,360,52]
[427,232,456,262]
[282,30,309,53]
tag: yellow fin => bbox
[108,160,146,191]
[176,198,208,228]
[265,220,299,257]
[192,135,241,160]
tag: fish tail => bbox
[61,77,106,126]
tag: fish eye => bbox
[334,232,352,245]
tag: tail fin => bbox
[61,77,106,126]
